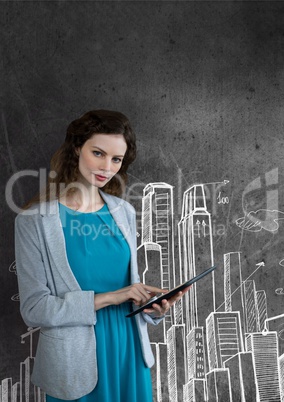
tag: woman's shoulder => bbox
[14,203,44,237]
[100,191,136,215]
[15,200,58,223]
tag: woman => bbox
[15,110,187,402]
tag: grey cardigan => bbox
[15,191,162,400]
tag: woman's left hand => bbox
[142,286,191,318]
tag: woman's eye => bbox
[93,151,102,157]
[113,157,122,163]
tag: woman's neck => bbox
[59,183,105,212]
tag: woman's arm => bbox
[15,214,96,328]
[94,282,167,311]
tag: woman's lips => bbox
[95,174,109,182]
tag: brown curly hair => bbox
[23,110,136,209]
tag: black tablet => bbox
[126,265,217,318]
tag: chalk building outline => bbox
[0,324,44,402]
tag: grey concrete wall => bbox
[1,1,284,400]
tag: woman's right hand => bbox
[94,283,167,311]
[111,283,167,306]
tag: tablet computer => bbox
[126,265,217,318]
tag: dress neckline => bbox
[58,202,107,215]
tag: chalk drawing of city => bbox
[138,182,284,402]
[0,262,44,401]
[2,180,284,401]
[0,324,45,402]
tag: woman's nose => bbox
[100,158,111,172]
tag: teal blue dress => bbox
[46,203,153,402]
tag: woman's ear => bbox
[75,147,81,156]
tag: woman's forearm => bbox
[94,282,166,312]
[94,292,116,311]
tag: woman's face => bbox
[76,133,127,188]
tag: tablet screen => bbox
[126,265,216,318]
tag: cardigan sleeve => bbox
[15,213,96,328]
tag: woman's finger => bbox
[142,284,168,294]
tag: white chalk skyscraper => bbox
[178,184,215,332]
[141,182,176,332]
